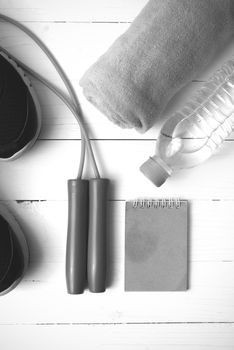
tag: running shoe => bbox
[0,204,29,295]
[0,52,41,160]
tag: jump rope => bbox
[0,14,109,294]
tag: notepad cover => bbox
[125,200,188,291]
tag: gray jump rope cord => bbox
[0,14,109,294]
[0,13,99,179]
[0,46,91,176]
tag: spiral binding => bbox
[132,199,182,209]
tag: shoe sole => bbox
[0,203,29,296]
[0,52,42,161]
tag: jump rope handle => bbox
[88,179,109,293]
[66,179,89,294]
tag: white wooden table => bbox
[0,1,234,349]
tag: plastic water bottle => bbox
[140,60,234,187]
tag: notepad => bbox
[125,199,188,291]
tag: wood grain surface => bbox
[0,1,234,349]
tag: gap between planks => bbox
[17,21,133,24]
[0,321,234,326]
[9,198,234,202]
[39,138,230,141]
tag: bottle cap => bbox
[140,156,172,187]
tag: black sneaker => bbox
[0,52,41,160]
[0,204,29,295]
[0,52,40,294]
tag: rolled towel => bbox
[80,0,234,133]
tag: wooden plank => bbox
[0,200,233,323]
[0,324,234,350]
[5,199,234,264]
[0,0,148,22]
[0,140,234,200]
[37,81,207,141]
[0,22,233,139]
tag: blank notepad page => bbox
[125,199,188,291]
